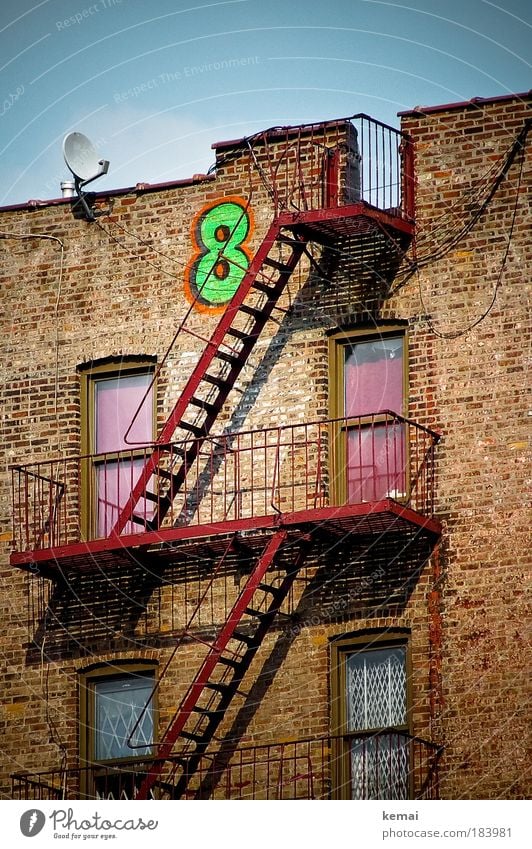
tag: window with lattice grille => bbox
[93,673,154,761]
[78,662,157,799]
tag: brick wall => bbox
[0,96,529,799]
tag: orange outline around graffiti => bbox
[184,195,255,314]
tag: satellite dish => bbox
[62,131,110,220]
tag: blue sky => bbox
[0,0,530,206]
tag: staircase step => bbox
[217,655,242,669]
[277,234,302,245]
[179,421,206,438]
[258,582,283,597]
[204,681,247,699]
[232,631,258,647]
[179,730,206,743]
[226,326,250,341]
[239,304,264,320]
[142,490,159,503]
[202,372,228,389]
[154,470,180,490]
[214,350,243,365]
[253,280,278,295]
[204,681,231,693]
[143,492,172,512]
[191,706,222,719]
[130,514,153,529]
[245,607,265,618]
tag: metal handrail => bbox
[11,412,441,473]
[11,728,442,801]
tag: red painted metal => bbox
[109,114,414,537]
[277,203,414,235]
[6,111,433,803]
[10,499,441,577]
[324,147,340,207]
[401,134,416,221]
[10,412,441,573]
[111,224,308,537]
[12,112,416,556]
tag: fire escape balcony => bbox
[11,729,442,800]
[10,412,441,578]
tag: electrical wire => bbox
[88,121,530,336]
[417,134,526,340]
[93,217,186,281]
[389,118,531,297]
[94,192,256,446]
[394,120,532,282]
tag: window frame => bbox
[330,630,412,799]
[78,660,158,798]
[328,325,409,505]
[78,357,157,539]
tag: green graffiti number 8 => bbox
[188,200,252,309]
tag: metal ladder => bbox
[135,529,310,799]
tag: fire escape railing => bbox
[11,413,440,554]
[11,729,442,801]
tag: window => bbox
[79,357,156,538]
[329,328,407,504]
[79,662,157,799]
[331,634,411,799]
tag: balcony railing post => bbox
[401,133,415,220]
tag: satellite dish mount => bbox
[63,132,110,221]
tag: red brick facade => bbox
[0,93,529,799]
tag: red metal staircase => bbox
[135,528,310,799]
[112,222,309,536]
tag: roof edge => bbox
[212,118,351,151]
[0,172,215,214]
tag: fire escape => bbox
[10,115,442,800]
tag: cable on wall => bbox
[417,132,526,340]
[387,118,531,301]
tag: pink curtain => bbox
[96,460,155,538]
[344,342,403,417]
[347,424,406,502]
[95,374,153,452]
